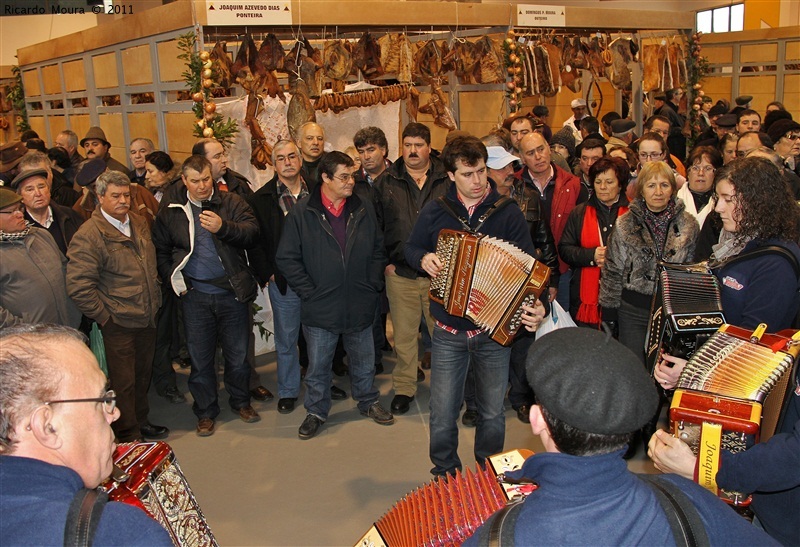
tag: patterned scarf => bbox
[0,222,31,242]
[640,198,677,259]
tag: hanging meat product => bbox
[584,36,607,80]
[540,42,562,96]
[378,34,399,74]
[323,40,353,81]
[472,36,503,84]
[642,44,666,92]
[284,39,323,98]
[414,40,444,83]
[210,41,234,89]
[607,38,634,91]
[529,43,555,96]
[396,34,414,83]
[258,33,285,72]
[352,32,384,78]
[418,82,456,131]
[443,39,480,84]
[231,34,266,93]
[287,79,316,141]
[669,42,687,88]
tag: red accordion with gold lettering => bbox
[669,324,799,505]
[101,441,218,546]
[356,449,536,546]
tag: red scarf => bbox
[576,204,628,324]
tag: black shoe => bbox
[462,409,478,428]
[515,405,531,424]
[277,397,297,414]
[298,414,323,440]
[375,361,384,375]
[163,386,186,404]
[417,368,425,382]
[333,360,348,377]
[250,385,274,401]
[391,394,414,415]
[331,385,347,400]
[361,402,395,425]
[140,422,169,440]
[174,357,192,369]
[382,340,393,353]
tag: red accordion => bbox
[670,324,799,505]
[101,441,218,546]
[356,449,535,546]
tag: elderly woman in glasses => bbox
[676,146,723,229]
[649,156,800,546]
[599,161,699,363]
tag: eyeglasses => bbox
[333,173,354,183]
[44,389,117,415]
[638,152,663,160]
[0,204,25,215]
[783,133,800,142]
[689,165,716,174]
[276,153,298,163]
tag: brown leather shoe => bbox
[238,405,261,423]
[250,385,274,401]
[420,351,432,370]
[196,418,215,437]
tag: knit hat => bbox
[0,187,23,210]
[767,119,800,147]
[527,328,659,435]
[763,110,792,133]
[76,158,107,187]
[549,127,576,159]
[80,126,110,148]
[0,141,28,172]
[10,168,48,191]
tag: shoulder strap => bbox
[711,245,800,279]
[64,488,109,547]
[639,475,709,547]
[475,498,525,547]
[435,195,515,234]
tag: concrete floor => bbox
[147,344,660,546]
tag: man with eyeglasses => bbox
[643,115,687,177]
[67,170,166,444]
[277,151,393,440]
[192,138,274,404]
[0,324,172,546]
[248,140,309,414]
[0,187,81,329]
[736,131,773,159]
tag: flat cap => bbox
[767,119,800,146]
[0,187,23,210]
[611,119,636,136]
[10,168,48,191]
[715,113,737,128]
[654,94,667,101]
[76,158,107,187]
[735,95,753,106]
[527,328,659,435]
[0,141,28,172]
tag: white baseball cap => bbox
[486,146,518,170]
[571,98,587,109]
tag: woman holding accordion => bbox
[559,156,630,329]
[650,156,800,546]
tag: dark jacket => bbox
[246,174,302,293]
[275,186,386,333]
[50,169,80,207]
[373,156,450,279]
[559,193,629,319]
[152,186,259,304]
[506,176,560,286]
[405,182,537,332]
[221,169,253,196]
[26,203,84,256]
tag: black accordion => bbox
[645,262,726,374]
[429,229,550,346]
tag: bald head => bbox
[519,132,552,176]
[298,123,324,162]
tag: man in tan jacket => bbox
[66,170,167,443]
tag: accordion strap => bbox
[639,474,709,547]
[710,244,800,279]
[475,497,525,546]
[435,195,514,234]
[64,488,109,547]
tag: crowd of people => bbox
[1,91,799,545]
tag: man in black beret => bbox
[464,328,778,546]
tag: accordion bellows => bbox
[357,449,535,547]
[429,229,550,346]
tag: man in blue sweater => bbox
[464,327,777,546]
[0,324,172,545]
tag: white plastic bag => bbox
[536,301,577,338]
[252,287,276,355]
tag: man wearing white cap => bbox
[562,99,589,145]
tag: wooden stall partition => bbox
[459,91,505,139]
[165,111,199,161]
[122,45,153,86]
[127,112,160,149]
[156,39,185,83]
[63,60,87,92]
[70,115,92,147]
[41,65,62,95]
[97,113,126,162]
[22,69,40,98]
[92,53,119,89]
[49,116,68,142]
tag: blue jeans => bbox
[556,268,572,313]
[182,289,251,419]
[429,326,511,476]
[269,282,302,398]
[303,325,379,420]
